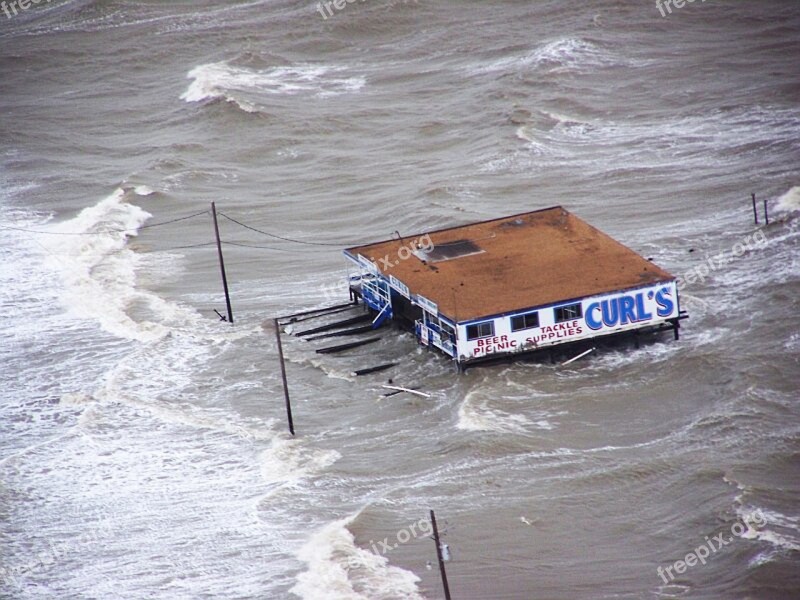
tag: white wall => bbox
[454,281,679,361]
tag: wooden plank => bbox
[315,337,381,354]
[295,314,372,337]
[277,301,356,323]
[283,305,355,324]
[305,324,375,342]
[351,363,397,377]
[380,385,430,398]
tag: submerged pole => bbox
[764,197,769,225]
[274,318,294,436]
[751,193,758,225]
[211,202,233,324]
[430,510,452,600]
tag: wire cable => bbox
[221,240,316,253]
[0,209,210,236]
[161,241,218,250]
[217,212,346,247]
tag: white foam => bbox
[471,38,616,75]
[181,62,366,110]
[738,506,800,551]
[290,513,423,600]
[775,185,800,212]
[540,109,592,126]
[456,388,552,433]
[259,439,341,486]
[41,188,201,342]
[514,125,548,154]
[133,185,155,196]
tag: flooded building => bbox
[344,207,685,368]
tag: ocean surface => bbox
[1,1,799,598]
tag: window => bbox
[420,239,484,263]
[466,321,494,340]
[554,303,582,323]
[440,320,456,342]
[511,311,539,332]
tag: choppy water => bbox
[1,1,799,598]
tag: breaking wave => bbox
[775,185,800,212]
[40,188,203,342]
[181,61,366,112]
[469,37,618,75]
[456,387,555,433]
[290,512,423,600]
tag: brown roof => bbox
[345,207,674,322]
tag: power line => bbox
[0,209,210,236]
[222,240,305,252]
[162,241,218,251]
[217,212,348,247]
[139,209,211,230]
[217,211,485,250]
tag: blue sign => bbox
[586,286,675,331]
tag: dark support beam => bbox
[274,318,294,436]
[211,202,233,324]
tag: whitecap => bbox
[290,513,423,600]
[470,38,617,75]
[775,185,800,212]
[41,188,203,342]
[181,61,366,111]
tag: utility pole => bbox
[430,509,452,600]
[211,202,233,324]
[274,319,294,435]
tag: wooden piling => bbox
[211,202,233,324]
[430,510,452,600]
[274,318,294,436]
[752,193,758,225]
[764,197,769,225]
